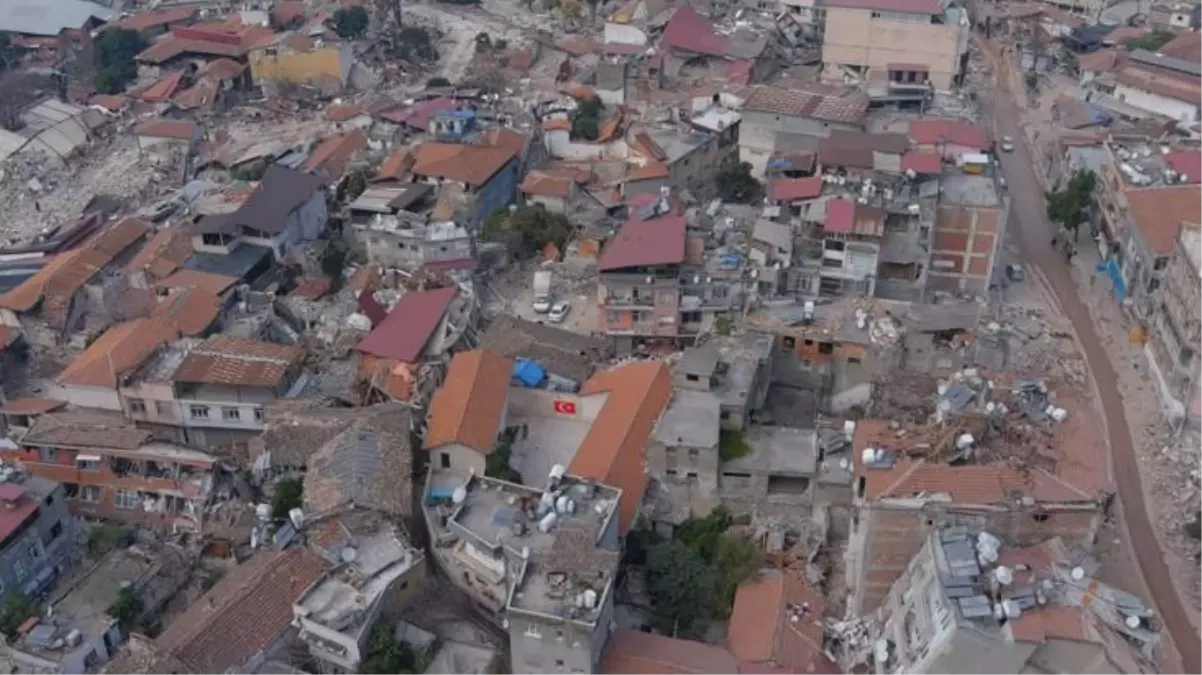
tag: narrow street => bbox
[981,43,1202,673]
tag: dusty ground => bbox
[483,253,600,336]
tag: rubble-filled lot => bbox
[0,135,180,248]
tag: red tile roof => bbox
[1125,185,1202,255]
[410,142,518,186]
[0,398,65,416]
[155,549,329,672]
[119,6,197,31]
[325,103,364,122]
[1159,31,1201,61]
[135,118,200,140]
[57,318,179,389]
[601,629,738,674]
[172,335,305,388]
[357,286,458,363]
[0,489,40,543]
[304,129,367,179]
[824,198,856,233]
[139,70,185,102]
[570,361,672,533]
[597,210,687,272]
[663,6,727,57]
[901,151,943,175]
[729,569,841,675]
[378,97,457,130]
[424,349,513,454]
[769,176,823,202]
[1165,149,1202,184]
[909,119,989,149]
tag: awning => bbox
[75,454,102,463]
[887,62,930,71]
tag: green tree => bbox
[486,440,523,483]
[0,593,33,636]
[320,239,349,289]
[677,505,731,561]
[718,429,751,461]
[272,476,304,519]
[482,204,575,257]
[713,315,735,336]
[343,168,369,202]
[1123,30,1175,52]
[329,6,369,39]
[88,524,132,558]
[712,534,764,614]
[715,157,763,203]
[572,115,599,140]
[92,28,147,94]
[108,586,144,628]
[396,26,437,61]
[577,94,603,118]
[362,623,418,674]
[645,540,716,637]
[427,76,452,87]
[1046,169,1097,242]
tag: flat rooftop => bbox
[724,426,818,476]
[297,521,421,639]
[654,389,720,450]
[1108,138,1201,187]
[508,415,592,493]
[939,173,1001,208]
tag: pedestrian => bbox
[34,201,40,213]
[1051,235,1058,249]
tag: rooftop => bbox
[410,142,518,187]
[600,630,738,674]
[349,183,435,214]
[820,0,943,15]
[908,119,989,150]
[728,569,839,674]
[425,349,512,454]
[0,474,56,545]
[224,165,325,234]
[21,411,151,450]
[356,285,458,362]
[57,317,178,389]
[1125,184,1202,255]
[1108,137,1202,187]
[171,334,304,388]
[653,389,721,450]
[597,204,687,272]
[0,0,112,36]
[296,515,423,640]
[742,84,869,126]
[723,426,819,476]
[153,548,330,673]
[478,315,609,384]
[303,403,415,517]
[425,471,621,622]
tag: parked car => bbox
[1000,136,1015,153]
[548,301,571,324]
[1006,263,1025,282]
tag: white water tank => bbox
[539,511,558,533]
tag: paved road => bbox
[984,47,1201,673]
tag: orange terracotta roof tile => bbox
[305,129,368,179]
[125,226,194,279]
[1125,185,1201,256]
[325,103,364,122]
[729,569,838,674]
[425,349,513,454]
[521,171,574,198]
[601,629,738,674]
[628,161,670,181]
[154,548,329,672]
[156,269,239,295]
[411,142,518,186]
[172,335,304,388]
[0,251,85,313]
[374,147,414,182]
[152,287,222,336]
[0,398,65,415]
[480,128,527,157]
[57,318,178,389]
[569,361,672,533]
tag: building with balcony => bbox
[818,0,970,92]
[118,334,306,451]
[353,217,473,274]
[2,412,221,532]
[293,512,427,672]
[1144,222,1201,427]
[928,172,1007,298]
[596,194,744,352]
[423,471,622,674]
[0,471,73,601]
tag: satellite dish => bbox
[341,546,358,563]
[1124,615,1141,629]
[1070,567,1085,581]
[452,486,467,504]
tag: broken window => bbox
[115,490,139,510]
[818,342,834,355]
[127,398,146,414]
[767,475,810,495]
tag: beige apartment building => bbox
[819,0,969,91]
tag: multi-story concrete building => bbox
[818,0,970,92]
[0,471,73,601]
[119,334,307,450]
[354,217,473,273]
[845,388,1111,617]
[927,172,1008,298]
[293,513,427,672]
[738,84,870,175]
[2,412,220,532]
[1146,222,1201,427]
[596,194,744,352]
[846,527,1158,674]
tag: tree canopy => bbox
[272,476,304,519]
[482,204,575,257]
[361,624,420,674]
[572,95,604,141]
[1046,169,1097,241]
[0,593,32,637]
[329,6,370,39]
[715,157,763,203]
[645,539,717,637]
[93,28,147,94]
[395,26,438,62]
[1123,31,1175,52]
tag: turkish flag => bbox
[553,400,577,415]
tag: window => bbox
[782,336,795,349]
[554,660,565,668]
[76,457,100,471]
[1031,513,1049,522]
[190,405,210,419]
[847,357,862,365]
[43,494,53,507]
[688,448,699,461]
[524,626,543,639]
[825,239,846,252]
[686,374,700,382]
[79,486,101,503]
[50,522,63,540]
[155,401,173,417]
[27,541,39,560]
[39,447,57,462]
[555,630,564,641]
[440,452,451,469]
[115,490,140,510]
[222,407,241,421]
[1147,278,1160,292]
[666,469,678,476]
[720,411,731,421]
[254,408,264,422]
[127,398,146,414]
[818,342,834,355]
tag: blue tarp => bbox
[1096,259,1127,303]
[512,359,546,387]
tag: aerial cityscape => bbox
[0,0,1197,672]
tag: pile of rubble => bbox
[991,304,1089,389]
[0,137,178,248]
